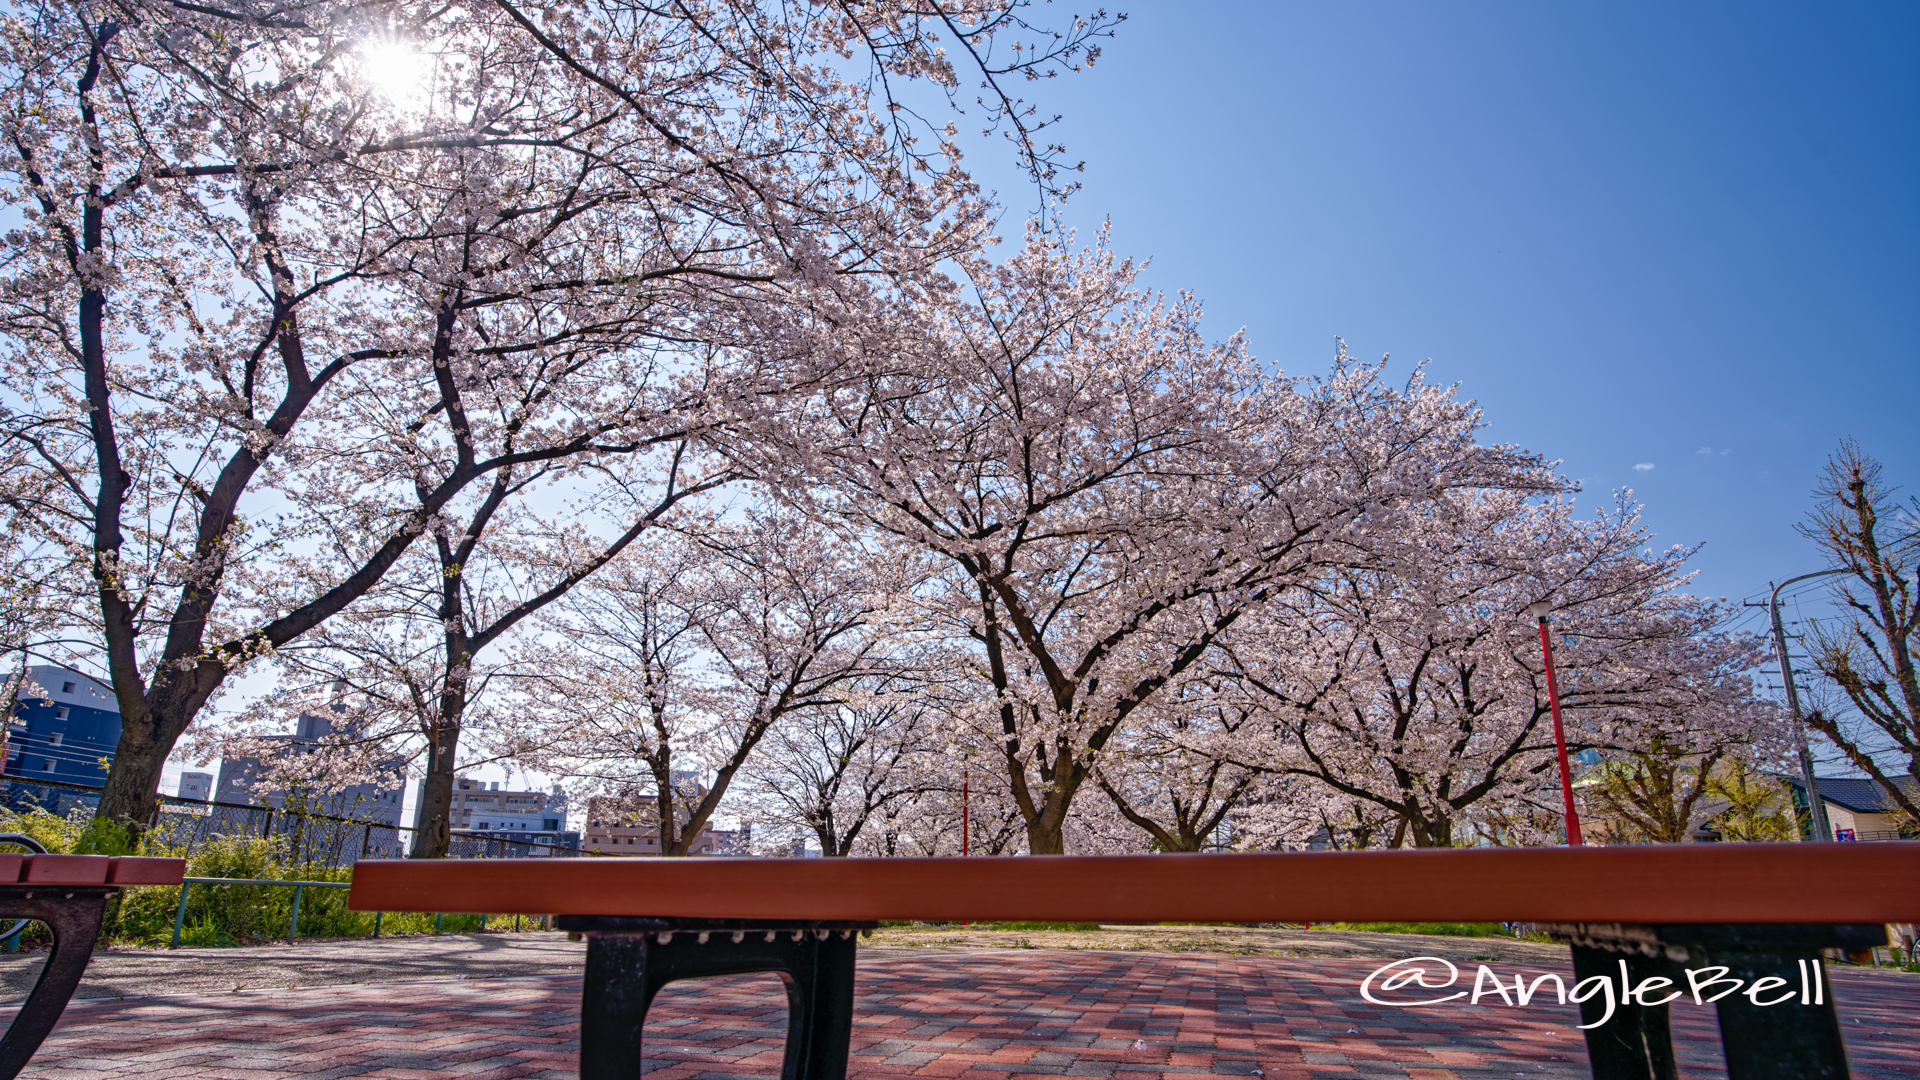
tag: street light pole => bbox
[1767,569,1845,843]
[1526,602,1583,846]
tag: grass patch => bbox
[1327,921,1551,941]
[874,920,1101,932]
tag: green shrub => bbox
[115,881,187,943]
[0,806,91,853]
[113,835,374,946]
[0,815,552,948]
[74,815,139,856]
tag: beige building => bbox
[581,777,752,855]
[583,791,717,855]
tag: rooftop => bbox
[1783,773,1920,814]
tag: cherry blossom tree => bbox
[209,437,734,855]
[854,764,1028,857]
[756,225,1549,853]
[738,690,941,857]
[521,510,907,855]
[1214,489,1776,848]
[0,0,1111,825]
[1086,678,1261,851]
[1575,612,1781,843]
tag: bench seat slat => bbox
[0,854,186,886]
[106,857,186,885]
[346,842,1920,924]
[22,856,109,886]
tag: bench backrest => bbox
[348,843,1920,924]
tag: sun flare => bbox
[357,39,428,109]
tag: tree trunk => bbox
[1408,816,1454,847]
[96,717,169,827]
[409,723,462,858]
[95,670,210,824]
[1023,788,1075,854]
[1024,820,1067,855]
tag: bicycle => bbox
[0,833,48,945]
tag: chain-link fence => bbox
[0,777,586,867]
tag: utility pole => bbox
[1756,570,1845,843]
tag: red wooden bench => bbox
[0,853,185,1079]
[352,842,1920,1080]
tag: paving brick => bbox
[13,953,1916,1079]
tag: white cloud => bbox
[1633,462,1655,472]
[1697,447,1713,455]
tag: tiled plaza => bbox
[17,949,1919,1079]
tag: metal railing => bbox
[3,776,590,868]
[169,877,350,947]
[1844,828,1914,842]
[167,876,551,948]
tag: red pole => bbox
[961,768,970,857]
[1537,615,1584,846]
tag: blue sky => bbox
[968,2,1918,611]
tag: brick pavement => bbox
[16,950,1918,1080]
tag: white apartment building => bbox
[428,775,573,837]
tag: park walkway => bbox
[13,940,1919,1079]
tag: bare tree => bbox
[1800,441,1920,825]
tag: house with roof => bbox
[1781,774,1919,842]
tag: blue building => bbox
[4,665,121,814]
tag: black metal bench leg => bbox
[565,919,869,1080]
[1707,950,1849,1080]
[579,935,657,1080]
[1547,922,1882,1080]
[775,931,858,1080]
[1570,945,1678,1080]
[0,889,110,1080]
